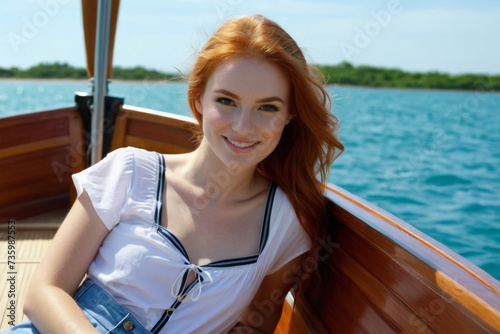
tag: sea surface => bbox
[1,80,499,280]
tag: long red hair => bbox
[188,15,344,279]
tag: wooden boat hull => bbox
[1,105,499,333]
[287,184,500,333]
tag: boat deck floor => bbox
[1,210,65,330]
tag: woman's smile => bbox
[224,136,261,153]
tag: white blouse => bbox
[72,147,310,334]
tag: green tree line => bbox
[318,62,499,92]
[1,62,498,92]
[0,62,179,81]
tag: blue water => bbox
[1,80,499,280]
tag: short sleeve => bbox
[72,147,134,230]
[265,189,311,275]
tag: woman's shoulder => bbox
[106,146,163,171]
[270,185,296,219]
[108,146,158,161]
[88,147,166,191]
[260,183,311,275]
[269,184,310,243]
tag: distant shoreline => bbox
[2,78,498,95]
[0,78,88,83]
[327,83,500,95]
[2,62,499,92]
[0,78,183,84]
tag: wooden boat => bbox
[1,1,500,332]
[2,103,500,333]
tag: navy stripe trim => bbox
[154,153,165,225]
[151,278,201,333]
[259,183,277,253]
[151,300,179,333]
[157,226,190,263]
[153,153,191,263]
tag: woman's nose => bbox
[232,108,254,134]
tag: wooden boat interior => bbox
[0,107,85,221]
[1,104,500,332]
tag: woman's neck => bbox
[176,139,269,204]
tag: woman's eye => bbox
[259,104,279,112]
[216,98,235,106]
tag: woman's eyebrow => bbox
[214,89,285,104]
[214,89,239,99]
[256,96,285,104]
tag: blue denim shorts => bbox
[4,279,151,333]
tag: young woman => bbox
[9,15,343,333]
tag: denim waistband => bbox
[74,279,152,334]
[5,279,152,334]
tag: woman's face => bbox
[195,56,291,170]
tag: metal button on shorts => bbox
[123,320,135,331]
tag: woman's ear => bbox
[195,94,203,115]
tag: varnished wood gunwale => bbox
[326,185,500,305]
[327,184,500,298]
[300,185,500,333]
[110,105,198,154]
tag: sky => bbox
[1,0,500,76]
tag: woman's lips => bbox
[224,137,260,153]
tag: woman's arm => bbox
[23,190,110,334]
[231,254,307,334]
